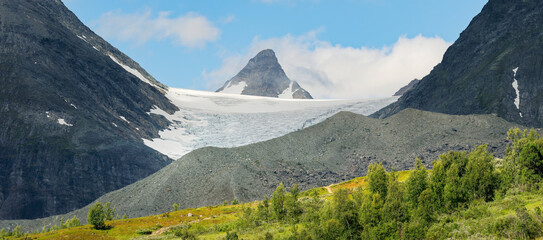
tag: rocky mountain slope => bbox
[393,79,420,96]
[373,0,543,127]
[216,49,313,99]
[3,109,517,229]
[0,0,178,219]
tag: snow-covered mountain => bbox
[216,49,313,99]
[143,88,399,160]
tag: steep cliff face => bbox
[0,0,178,219]
[217,49,313,99]
[373,0,543,127]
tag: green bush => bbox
[87,202,106,230]
[63,216,81,228]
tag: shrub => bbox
[63,216,81,228]
[88,202,106,229]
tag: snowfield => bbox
[144,88,398,160]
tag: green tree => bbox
[104,202,116,221]
[256,196,270,222]
[383,169,408,223]
[271,182,286,220]
[88,202,106,230]
[502,128,542,189]
[443,162,465,210]
[286,184,301,221]
[232,198,239,205]
[302,189,322,225]
[406,158,428,209]
[359,192,383,229]
[518,139,543,184]
[367,163,389,199]
[462,145,496,201]
[414,188,434,223]
[332,188,358,236]
[321,219,343,239]
[173,203,179,211]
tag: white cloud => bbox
[204,32,450,99]
[94,10,220,48]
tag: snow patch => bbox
[93,46,99,51]
[77,35,88,43]
[109,55,154,86]
[512,67,522,117]
[143,87,399,160]
[112,122,118,128]
[57,118,73,127]
[70,104,77,109]
[120,116,130,123]
[278,82,294,99]
[219,81,247,95]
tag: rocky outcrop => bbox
[394,79,420,96]
[217,49,313,99]
[373,0,543,127]
[0,0,177,219]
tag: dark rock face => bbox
[373,0,543,127]
[0,0,178,219]
[217,49,313,99]
[394,79,420,96]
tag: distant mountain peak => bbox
[217,49,313,99]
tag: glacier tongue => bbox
[143,88,398,160]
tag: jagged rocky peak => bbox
[217,49,313,99]
[373,0,543,127]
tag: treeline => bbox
[231,128,543,239]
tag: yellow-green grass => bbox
[9,204,244,240]
[8,169,536,240]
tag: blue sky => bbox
[63,0,487,99]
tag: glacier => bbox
[143,87,398,160]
